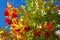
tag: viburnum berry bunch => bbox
[1,0,60,40]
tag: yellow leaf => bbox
[7,2,12,8]
[14,24,19,28]
[12,18,17,24]
[0,31,4,34]
[17,34,21,39]
[20,18,23,22]
[35,2,39,7]
[21,5,25,10]
[33,11,36,14]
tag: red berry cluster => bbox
[46,22,52,29]
[57,6,60,10]
[11,11,17,18]
[15,28,21,33]
[24,27,30,32]
[44,32,50,38]
[34,31,40,37]
[4,18,12,25]
[3,9,9,16]
[4,7,18,25]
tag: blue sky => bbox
[0,0,60,29]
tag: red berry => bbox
[12,26,15,28]
[4,32,7,36]
[44,32,50,38]
[11,12,17,18]
[46,22,52,29]
[51,30,55,34]
[51,31,54,34]
[3,9,9,16]
[34,31,40,37]
[57,6,60,10]
[4,18,12,25]
[15,28,21,32]
[24,27,30,32]
[13,8,18,13]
